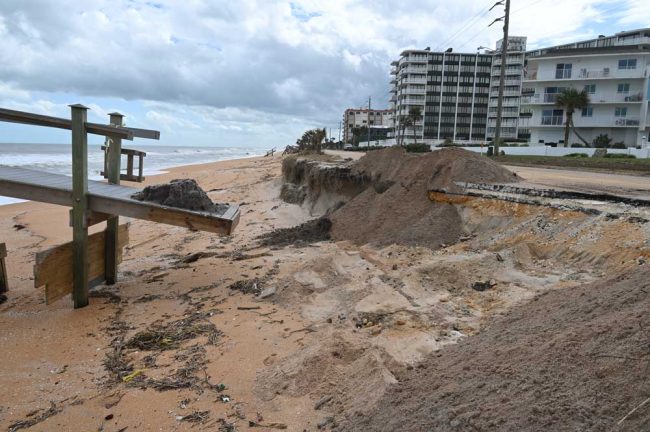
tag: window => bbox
[581,107,593,117]
[555,63,572,79]
[542,109,563,125]
[614,107,627,117]
[617,83,630,93]
[618,59,637,70]
[583,84,596,94]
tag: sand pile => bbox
[328,147,518,248]
[256,332,398,420]
[132,179,228,213]
[342,268,650,431]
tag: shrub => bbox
[612,142,627,149]
[570,143,584,148]
[564,153,589,158]
[439,138,456,147]
[593,134,612,148]
[404,143,431,153]
[604,153,636,159]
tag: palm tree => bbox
[399,115,412,146]
[408,106,422,145]
[556,88,590,147]
[312,128,327,153]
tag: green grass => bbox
[492,155,650,173]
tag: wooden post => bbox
[0,243,7,294]
[70,104,89,308]
[105,112,123,285]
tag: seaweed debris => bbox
[125,312,221,351]
[8,402,62,432]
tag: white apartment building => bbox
[342,108,392,144]
[521,29,650,147]
[389,48,492,144]
[487,36,528,141]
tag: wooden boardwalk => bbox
[0,166,240,234]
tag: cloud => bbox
[0,0,644,147]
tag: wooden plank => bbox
[35,225,129,304]
[0,243,7,294]
[0,107,133,139]
[0,167,240,234]
[100,146,147,156]
[123,126,160,140]
[105,113,123,285]
[71,104,89,308]
[90,195,240,234]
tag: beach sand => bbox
[1,152,649,431]
[0,155,322,431]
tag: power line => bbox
[434,0,495,51]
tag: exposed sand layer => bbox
[0,149,649,431]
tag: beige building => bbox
[343,108,392,144]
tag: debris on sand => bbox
[255,217,332,247]
[125,312,221,351]
[229,278,263,296]
[8,401,62,432]
[177,410,210,424]
[132,179,229,213]
[471,280,497,291]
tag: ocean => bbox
[0,143,263,205]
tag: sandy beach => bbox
[1,150,649,431]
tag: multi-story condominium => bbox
[521,29,650,147]
[487,36,528,141]
[389,48,492,143]
[343,108,392,144]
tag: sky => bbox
[0,0,648,148]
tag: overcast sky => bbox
[0,0,648,148]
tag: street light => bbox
[477,46,495,53]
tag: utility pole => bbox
[338,120,342,143]
[367,96,371,149]
[492,0,510,157]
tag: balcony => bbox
[521,93,558,104]
[402,77,427,85]
[590,92,644,103]
[401,97,425,105]
[524,67,646,81]
[541,115,564,126]
[488,99,520,107]
[490,91,521,97]
[491,79,521,86]
[399,66,427,75]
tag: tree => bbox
[398,115,412,147]
[556,88,590,147]
[407,106,422,145]
[296,128,327,153]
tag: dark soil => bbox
[256,217,332,247]
[132,179,229,213]
[342,269,650,432]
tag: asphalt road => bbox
[505,165,650,199]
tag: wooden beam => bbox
[89,196,240,234]
[0,108,133,140]
[0,166,240,235]
[105,113,123,285]
[35,225,129,304]
[68,209,111,227]
[70,104,89,308]
[0,243,7,294]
